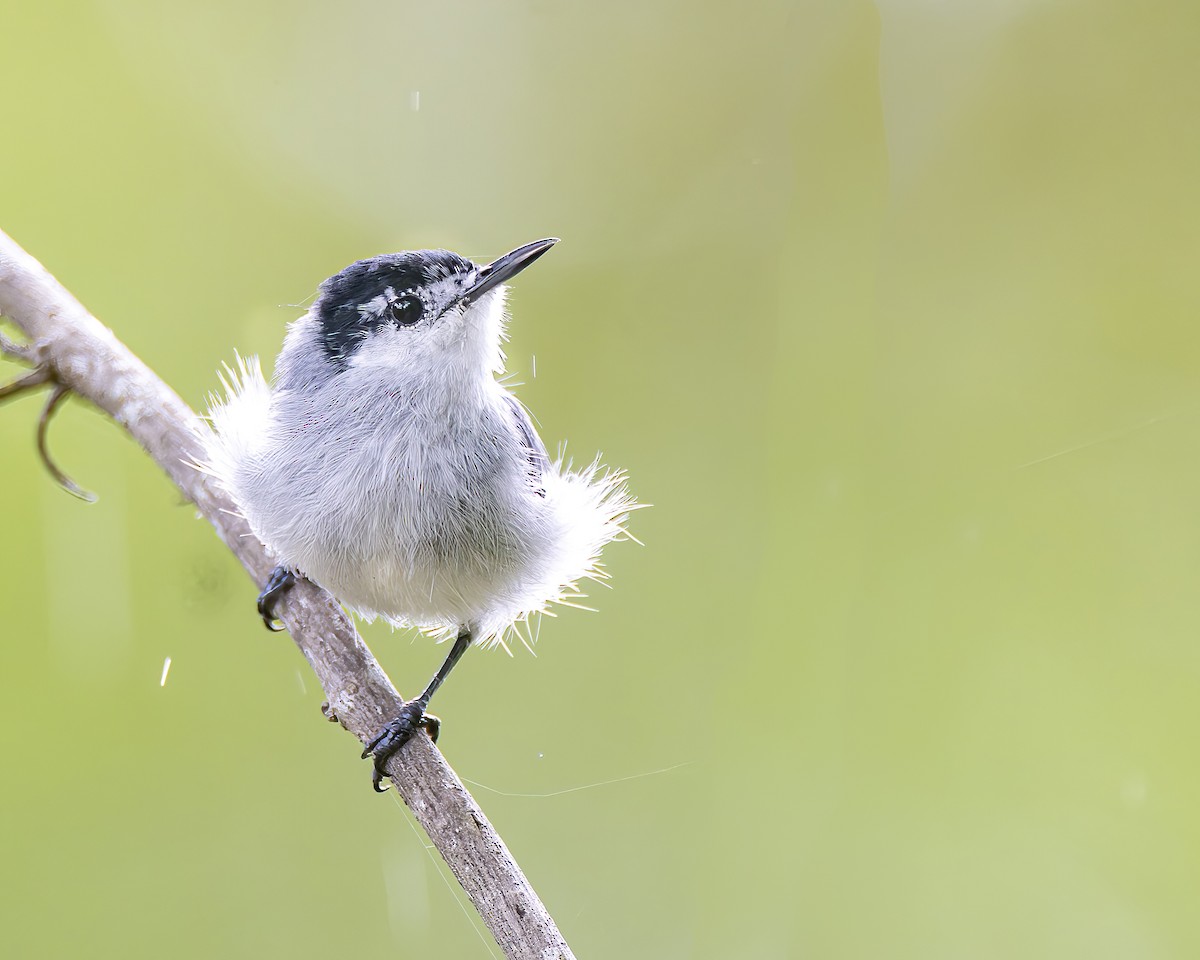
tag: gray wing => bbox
[503,394,550,497]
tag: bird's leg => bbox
[256,565,297,631]
[363,627,473,792]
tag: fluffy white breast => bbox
[202,332,636,651]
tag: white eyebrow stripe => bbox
[357,292,390,318]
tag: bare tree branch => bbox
[0,228,575,960]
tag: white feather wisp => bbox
[201,354,273,493]
[474,455,639,653]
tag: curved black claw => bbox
[362,701,441,792]
[256,566,297,631]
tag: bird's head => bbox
[313,238,558,381]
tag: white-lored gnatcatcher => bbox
[202,239,636,790]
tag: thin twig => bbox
[0,365,50,400]
[36,383,97,502]
[1,332,97,501]
[0,228,575,960]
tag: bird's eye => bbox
[389,294,423,326]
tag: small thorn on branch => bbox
[0,330,37,365]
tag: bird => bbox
[201,238,636,790]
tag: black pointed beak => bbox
[462,238,559,304]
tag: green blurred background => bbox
[4,1,1200,957]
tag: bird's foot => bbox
[256,565,297,631]
[362,701,441,792]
